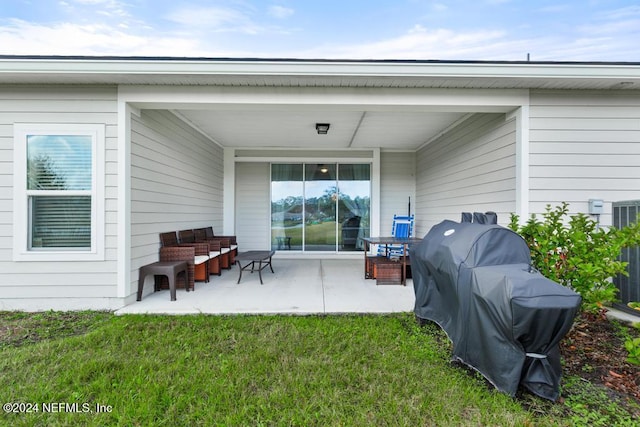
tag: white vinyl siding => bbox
[379,152,416,235]
[414,113,517,235]
[130,110,224,297]
[0,85,118,310]
[235,162,270,251]
[529,90,640,226]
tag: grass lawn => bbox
[272,222,339,247]
[0,311,635,426]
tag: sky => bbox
[1,0,639,61]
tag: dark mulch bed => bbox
[560,310,640,409]
[0,311,111,348]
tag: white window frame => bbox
[13,123,105,261]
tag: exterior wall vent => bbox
[613,200,640,307]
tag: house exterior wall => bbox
[235,162,271,251]
[130,110,224,300]
[379,152,416,234]
[528,90,640,226]
[2,79,638,311]
[414,113,517,235]
[0,85,119,310]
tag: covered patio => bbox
[117,258,415,315]
[7,58,640,312]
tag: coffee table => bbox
[235,250,275,284]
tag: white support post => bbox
[223,148,236,235]
[116,101,134,298]
[372,148,381,237]
[509,103,530,224]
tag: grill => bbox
[411,218,581,401]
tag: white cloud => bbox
[581,6,640,38]
[284,22,640,62]
[296,25,512,60]
[166,6,265,35]
[268,5,294,19]
[0,19,200,56]
[537,4,571,14]
[60,0,131,19]
[599,4,640,20]
[69,0,120,4]
[431,3,448,12]
[162,4,297,41]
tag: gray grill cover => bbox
[412,220,581,400]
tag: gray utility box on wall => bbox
[613,200,640,305]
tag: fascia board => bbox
[1,57,640,82]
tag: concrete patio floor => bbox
[116,258,416,315]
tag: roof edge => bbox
[1,54,639,66]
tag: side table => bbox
[137,261,189,301]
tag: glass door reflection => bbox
[271,164,303,251]
[338,164,370,251]
[304,164,337,251]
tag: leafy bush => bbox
[625,334,640,366]
[509,202,640,312]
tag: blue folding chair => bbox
[378,214,414,258]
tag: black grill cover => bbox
[412,220,581,400]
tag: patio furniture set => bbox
[363,237,421,285]
[137,226,239,301]
[138,214,416,300]
[363,214,419,286]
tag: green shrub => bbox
[509,202,640,312]
[625,336,640,366]
[624,324,640,366]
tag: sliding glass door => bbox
[304,164,337,251]
[337,164,370,251]
[271,163,370,252]
[271,164,304,251]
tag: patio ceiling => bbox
[172,108,471,150]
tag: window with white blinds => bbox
[27,135,93,249]
[13,124,105,261]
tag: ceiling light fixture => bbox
[315,123,330,134]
